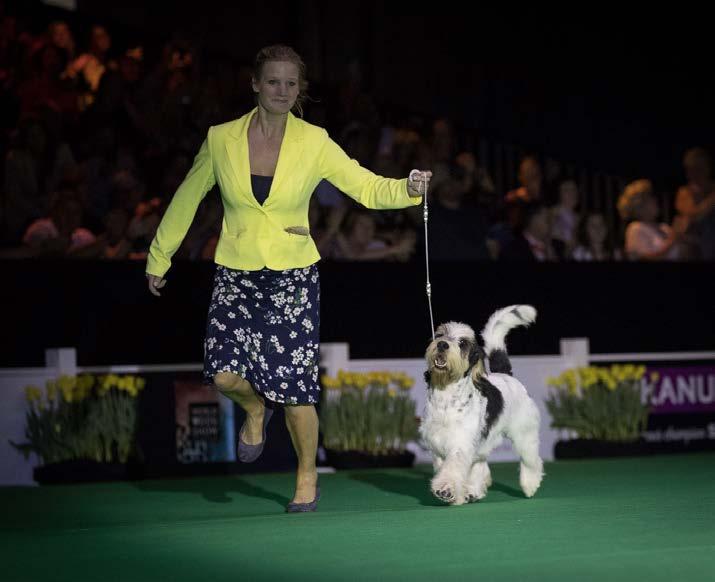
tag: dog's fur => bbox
[419,305,544,505]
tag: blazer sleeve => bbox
[317,130,422,210]
[146,130,216,277]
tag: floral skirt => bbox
[203,264,321,405]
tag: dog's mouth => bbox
[433,354,448,370]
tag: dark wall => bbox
[2,259,713,368]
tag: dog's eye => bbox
[459,339,468,348]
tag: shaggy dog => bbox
[419,305,544,505]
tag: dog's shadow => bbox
[133,476,290,506]
[350,468,525,506]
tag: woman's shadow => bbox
[350,466,524,506]
[132,475,290,506]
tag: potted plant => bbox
[320,370,418,469]
[546,364,654,459]
[10,373,146,484]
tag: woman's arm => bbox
[145,130,216,279]
[317,131,424,210]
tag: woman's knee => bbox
[213,372,252,394]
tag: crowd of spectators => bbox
[2,10,714,264]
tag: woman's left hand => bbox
[407,170,432,197]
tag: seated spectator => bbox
[22,192,95,256]
[331,208,415,262]
[425,175,492,261]
[501,202,561,262]
[618,179,681,261]
[572,212,622,261]
[549,179,580,254]
[674,147,715,260]
[506,156,543,204]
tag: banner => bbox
[174,377,235,463]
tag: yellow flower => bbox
[649,371,660,382]
[387,388,397,398]
[46,380,57,401]
[136,378,146,391]
[24,386,42,403]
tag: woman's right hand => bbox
[146,273,167,297]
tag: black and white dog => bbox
[419,305,543,505]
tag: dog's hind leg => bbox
[510,425,543,498]
[465,460,491,502]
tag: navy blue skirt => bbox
[203,264,321,405]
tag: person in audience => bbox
[572,212,621,261]
[506,155,543,204]
[674,148,715,260]
[618,179,681,261]
[332,207,416,261]
[425,173,493,261]
[549,179,579,255]
[22,191,95,256]
[501,202,560,261]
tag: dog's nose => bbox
[437,341,449,351]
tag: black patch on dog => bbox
[463,342,485,377]
[474,376,504,438]
[489,349,512,375]
[424,370,432,385]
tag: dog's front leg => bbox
[431,450,471,505]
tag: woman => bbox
[618,179,681,261]
[145,45,430,512]
[571,212,621,261]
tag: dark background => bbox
[9,0,715,190]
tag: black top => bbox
[250,174,273,206]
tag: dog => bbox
[419,305,543,505]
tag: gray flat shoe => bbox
[237,407,273,463]
[285,484,321,513]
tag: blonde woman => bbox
[145,45,431,512]
[618,179,681,261]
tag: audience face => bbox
[559,180,579,210]
[90,25,111,56]
[684,152,712,186]
[526,207,551,242]
[252,61,300,116]
[49,21,73,52]
[635,193,659,223]
[585,213,607,247]
[347,213,376,248]
[519,158,542,196]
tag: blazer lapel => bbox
[263,111,303,208]
[224,108,258,209]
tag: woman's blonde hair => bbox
[617,179,652,221]
[253,45,309,117]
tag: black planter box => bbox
[33,460,145,485]
[554,438,715,460]
[324,449,415,470]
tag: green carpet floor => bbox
[1,454,714,581]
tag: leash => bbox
[410,169,435,341]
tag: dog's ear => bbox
[464,343,485,377]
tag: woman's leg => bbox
[214,372,265,444]
[284,405,319,504]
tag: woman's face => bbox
[252,61,300,115]
[349,214,376,246]
[586,214,607,245]
[559,181,579,209]
[639,194,659,222]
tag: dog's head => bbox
[424,322,484,389]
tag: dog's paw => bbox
[432,485,455,503]
[464,486,487,503]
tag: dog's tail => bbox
[481,305,537,375]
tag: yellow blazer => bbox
[146,108,421,277]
